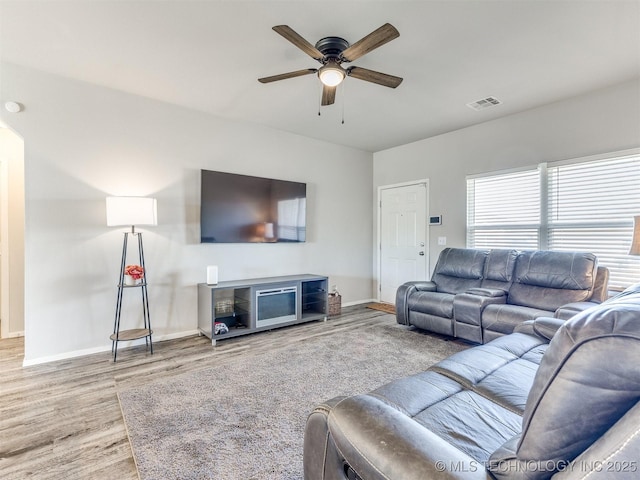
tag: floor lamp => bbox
[106,196,157,362]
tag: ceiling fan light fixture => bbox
[259,24,403,107]
[318,63,345,87]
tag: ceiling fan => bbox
[258,23,403,106]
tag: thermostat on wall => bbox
[429,215,442,225]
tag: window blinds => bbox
[547,154,640,289]
[467,152,640,290]
[467,168,540,250]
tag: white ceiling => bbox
[1,1,639,152]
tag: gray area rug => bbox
[118,318,466,479]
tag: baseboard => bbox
[23,345,115,366]
[20,301,379,366]
[154,329,200,342]
[1,330,24,339]
[22,329,200,367]
[343,298,377,307]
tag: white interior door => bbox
[379,182,428,303]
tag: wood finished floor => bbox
[0,306,413,480]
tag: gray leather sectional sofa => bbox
[303,284,640,480]
[396,248,609,344]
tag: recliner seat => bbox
[481,250,598,342]
[396,248,488,336]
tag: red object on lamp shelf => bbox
[124,264,144,280]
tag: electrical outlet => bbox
[438,236,447,246]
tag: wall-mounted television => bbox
[200,169,307,243]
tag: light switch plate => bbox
[438,236,447,246]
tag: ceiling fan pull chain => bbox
[341,81,346,124]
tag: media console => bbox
[197,274,328,345]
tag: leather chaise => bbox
[303,284,640,480]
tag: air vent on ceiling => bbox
[466,96,502,111]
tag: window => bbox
[277,198,306,241]
[467,168,540,250]
[467,151,640,290]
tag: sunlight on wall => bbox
[0,127,25,338]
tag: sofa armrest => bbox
[514,317,565,341]
[554,301,598,320]
[327,395,488,480]
[454,291,507,328]
[465,287,508,297]
[412,281,437,292]
[303,396,347,480]
[395,281,436,325]
[487,434,520,480]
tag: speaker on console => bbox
[207,265,218,285]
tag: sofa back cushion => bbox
[481,249,518,291]
[507,251,597,310]
[512,285,640,479]
[432,248,488,294]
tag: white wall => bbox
[0,128,25,338]
[373,79,640,280]
[0,63,374,364]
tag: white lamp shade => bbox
[106,196,157,227]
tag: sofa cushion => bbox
[554,301,599,320]
[481,249,518,291]
[482,303,552,336]
[508,251,597,310]
[430,333,547,414]
[432,248,487,294]
[513,286,640,479]
[330,371,521,472]
[407,291,454,318]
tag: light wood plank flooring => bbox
[1,306,405,479]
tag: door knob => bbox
[419,251,425,256]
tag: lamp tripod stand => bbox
[106,196,157,362]
[110,227,153,362]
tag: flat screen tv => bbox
[200,169,307,243]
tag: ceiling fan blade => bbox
[272,25,324,60]
[321,85,336,106]
[347,67,403,88]
[341,23,399,62]
[258,68,318,83]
